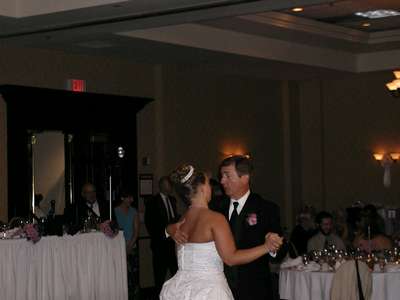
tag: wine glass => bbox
[0,223,8,239]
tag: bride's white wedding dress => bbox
[160,241,234,300]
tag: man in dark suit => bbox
[64,183,111,234]
[217,155,282,300]
[144,176,179,295]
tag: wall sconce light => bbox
[373,153,384,161]
[225,153,251,159]
[386,71,400,97]
[373,152,400,187]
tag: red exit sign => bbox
[67,79,86,92]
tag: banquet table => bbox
[0,231,128,300]
[280,268,400,300]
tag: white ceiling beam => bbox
[119,23,357,72]
[0,2,17,17]
[2,0,128,18]
[0,0,332,19]
[239,12,369,43]
[0,0,333,40]
[357,49,400,72]
[369,28,400,44]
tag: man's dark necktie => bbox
[227,201,240,286]
[165,197,172,222]
[230,201,240,243]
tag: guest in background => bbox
[144,176,179,296]
[34,194,46,219]
[64,183,112,234]
[115,190,140,300]
[353,205,392,252]
[47,200,56,219]
[307,211,346,252]
[208,177,225,212]
[290,209,316,255]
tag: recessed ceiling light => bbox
[292,7,304,12]
[362,23,371,27]
[355,9,400,19]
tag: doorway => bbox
[1,85,151,220]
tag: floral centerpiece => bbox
[23,223,41,243]
[99,220,119,238]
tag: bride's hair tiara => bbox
[181,165,194,183]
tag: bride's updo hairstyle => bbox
[170,164,206,206]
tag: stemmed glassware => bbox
[0,223,9,239]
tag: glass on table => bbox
[0,223,8,239]
[378,258,387,272]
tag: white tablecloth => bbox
[280,269,400,300]
[0,231,128,300]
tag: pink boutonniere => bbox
[246,213,258,226]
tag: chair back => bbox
[330,260,372,300]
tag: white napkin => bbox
[385,263,400,273]
[5,227,23,239]
[280,256,303,269]
[373,264,381,272]
[334,260,344,271]
[297,261,321,272]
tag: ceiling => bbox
[1,0,400,78]
[282,0,400,32]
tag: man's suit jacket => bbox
[217,193,282,300]
[144,193,178,249]
[64,199,111,234]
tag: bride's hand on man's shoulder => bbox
[170,219,188,245]
[264,232,283,252]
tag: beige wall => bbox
[298,80,324,211]
[299,73,400,212]
[0,46,154,97]
[161,66,284,204]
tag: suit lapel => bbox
[235,194,257,244]
[239,194,254,221]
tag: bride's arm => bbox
[212,213,281,266]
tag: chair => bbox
[330,260,372,300]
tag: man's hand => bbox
[265,232,283,253]
[167,219,188,244]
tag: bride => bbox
[160,164,282,300]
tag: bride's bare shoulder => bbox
[206,210,227,224]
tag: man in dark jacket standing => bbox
[217,155,283,300]
[145,176,179,296]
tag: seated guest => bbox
[290,210,316,255]
[64,183,112,234]
[353,205,392,252]
[33,193,46,219]
[307,211,346,252]
[114,190,140,300]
